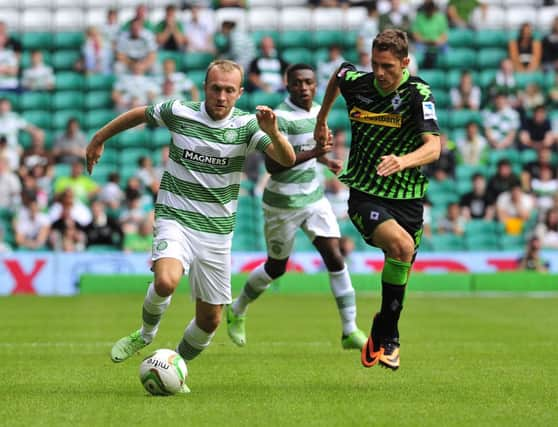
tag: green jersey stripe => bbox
[262,187,323,209]
[155,203,236,235]
[160,171,240,204]
[270,168,316,184]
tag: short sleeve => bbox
[145,99,176,128]
[246,117,272,153]
[411,82,440,135]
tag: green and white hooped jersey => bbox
[146,100,272,236]
[263,98,323,210]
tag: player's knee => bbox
[385,234,415,262]
[196,311,221,333]
[154,272,180,297]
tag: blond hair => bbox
[205,59,244,86]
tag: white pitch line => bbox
[0,341,332,348]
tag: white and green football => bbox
[139,349,188,396]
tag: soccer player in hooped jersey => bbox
[314,29,441,370]
[226,64,367,350]
[86,60,296,392]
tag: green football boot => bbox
[226,304,246,347]
[341,328,367,350]
[111,329,150,363]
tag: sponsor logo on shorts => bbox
[370,211,380,221]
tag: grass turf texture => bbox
[1,293,557,426]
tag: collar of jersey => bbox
[373,68,410,97]
[285,96,317,113]
[201,101,234,125]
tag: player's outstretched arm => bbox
[315,72,340,146]
[256,105,296,167]
[376,133,441,177]
[86,106,148,175]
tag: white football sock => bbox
[329,265,358,336]
[232,263,273,315]
[140,282,172,342]
[177,319,215,361]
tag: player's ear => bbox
[238,85,244,99]
[401,56,410,68]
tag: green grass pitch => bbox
[1,292,557,426]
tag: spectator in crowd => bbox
[153,78,180,103]
[487,159,520,202]
[542,16,558,72]
[482,92,520,150]
[154,145,169,182]
[450,70,481,111]
[13,196,50,250]
[446,0,478,28]
[424,133,456,180]
[155,4,187,51]
[83,199,123,249]
[316,44,346,96]
[48,204,87,252]
[0,135,18,171]
[214,0,246,7]
[21,50,55,91]
[518,83,545,117]
[0,223,11,252]
[98,172,124,210]
[112,60,160,112]
[119,188,145,234]
[100,8,120,48]
[247,37,288,93]
[518,105,554,152]
[531,164,558,213]
[115,17,158,75]
[53,161,99,204]
[20,173,49,210]
[411,0,449,68]
[0,28,18,90]
[0,155,20,209]
[135,156,159,196]
[123,214,153,252]
[122,4,155,32]
[48,188,92,228]
[184,4,216,53]
[457,121,488,165]
[489,58,519,108]
[378,0,410,33]
[0,21,22,57]
[81,27,113,75]
[215,20,255,71]
[357,2,379,54]
[496,184,535,235]
[508,22,541,73]
[52,118,88,164]
[517,236,549,272]
[547,72,558,108]
[156,58,199,101]
[534,207,558,249]
[459,173,495,220]
[437,202,466,236]
[422,197,433,239]
[356,50,372,72]
[0,98,44,160]
[522,147,556,187]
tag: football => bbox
[139,349,188,396]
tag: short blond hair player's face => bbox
[204,63,244,121]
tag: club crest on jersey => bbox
[223,129,237,143]
[422,102,437,120]
[348,106,402,128]
[391,93,402,111]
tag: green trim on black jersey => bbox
[373,69,410,97]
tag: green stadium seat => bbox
[152,128,171,149]
[479,69,498,90]
[294,229,315,252]
[313,48,330,66]
[427,191,459,209]
[53,32,85,50]
[157,50,184,69]
[183,52,214,71]
[420,69,446,90]
[474,30,509,49]
[20,91,51,111]
[84,91,113,110]
[488,148,520,167]
[22,110,52,129]
[89,163,114,184]
[498,234,525,251]
[99,147,120,166]
[0,91,20,111]
[446,70,479,89]
[455,164,486,182]
[52,91,83,111]
[55,72,85,91]
[53,110,83,131]
[21,32,52,50]
[430,234,465,251]
[544,71,555,90]
[312,30,345,49]
[20,51,52,69]
[448,28,475,48]
[477,48,508,69]
[448,110,482,129]
[464,233,499,251]
[251,30,280,47]
[332,95,347,112]
[235,94,251,111]
[54,163,71,179]
[84,110,116,130]
[456,179,472,195]
[514,71,545,89]
[279,30,309,49]
[436,108,450,130]
[117,129,149,149]
[433,90,450,109]
[85,74,116,91]
[327,109,350,132]
[465,219,497,237]
[52,50,81,71]
[343,31,359,50]
[249,91,284,110]
[438,48,476,70]
[282,48,314,67]
[520,149,538,165]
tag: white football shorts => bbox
[263,197,340,259]
[152,218,232,305]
